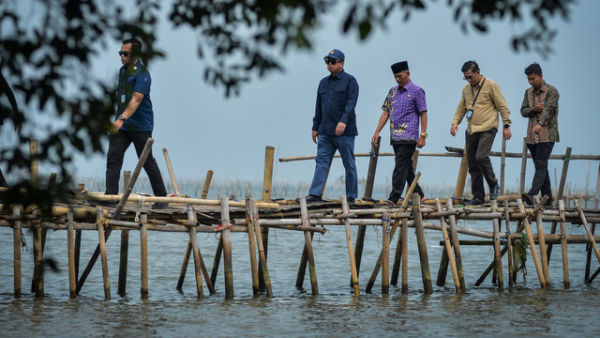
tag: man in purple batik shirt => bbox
[372,61,428,204]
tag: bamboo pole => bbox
[401,217,409,293]
[118,170,131,297]
[519,138,527,193]
[535,198,550,288]
[300,198,318,295]
[29,139,38,185]
[220,198,234,299]
[67,211,76,298]
[201,170,213,199]
[210,235,223,287]
[437,199,460,292]
[381,212,391,294]
[342,197,359,296]
[250,200,273,296]
[391,218,402,286]
[363,136,380,200]
[162,148,180,195]
[475,247,507,287]
[13,206,21,298]
[140,213,148,299]
[187,206,203,299]
[547,147,573,262]
[85,193,280,209]
[436,241,449,287]
[260,146,274,291]
[447,199,465,292]
[575,199,600,265]
[500,135,506,194]
[491,200,504,290]
[585,224,596,282]
[518,199,546,288]
[558,200,570,288]
[245,200,260,296]
[413,193,432,293]
[32,222,43,297]
[97,208,111,299]
[454,147,469,198]
[504,200,514,288]
[75,229,81,281]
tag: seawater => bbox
[1,218,599,337]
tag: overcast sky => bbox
[37,1,600,196]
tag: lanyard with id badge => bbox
[466,77,486,119]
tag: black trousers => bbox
[527,142,554,200]
[465,128,498,200]
[388,142,424,202]
[0,168,7,187]
[105,130,167,196]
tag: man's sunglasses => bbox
[463,75,475,80]
[118,51,129,57]
[324,57,342,65]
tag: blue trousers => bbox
[309,135,357,199]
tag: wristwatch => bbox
[420,132,428,138]
[503,124,510,129]
[118,114,127,121]
[537,121,544,126]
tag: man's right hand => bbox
[371,132,380,146]
[450,123,459,136]
[312,130,319,144]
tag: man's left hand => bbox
[417,136,426,148]
[503,127,512,140]
[113,119,124,131]
[335,122,346,136]
[533,124,543,135]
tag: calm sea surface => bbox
[1,216,599,337]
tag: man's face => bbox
[527,73,544,89]
[119,43,133,66]
[325,58,344,74]
[463,69,481,86]
[394,70,410,87]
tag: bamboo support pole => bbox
[381,212,391,294]
[475,247,507,287]
[342,198,359,296]
[504,200,514,288]
[413,194,432,293]
[518,199,546,288]
[454,147,469,198]
[75,229,81,281]
[32,222,43,297]
[500,135,506,194]
[201,170,213,199]
[250,200,272,296]
[558,200,570,288]
[29,139,38,185]
[519,138,527,193]
[491,200,504,290]
[401,217,409,293]
[391,217,402,286]
[585,224,596,282]
[13,206,21,298]
[140,213,149,299]
[367,172,421,292]
[300,198,318,295]
[535,199,551,288]
[220,198,234,299]
[187,206,204,298]
[547,147,573,262]
[260,146,274,291]
[245,200,260,296]
[575,199,600,265]
[447,199,465,292]
[85,193,280,209]
[97,208,111,299]
[162,148,180,195]
[363,136,380,200]
[436,245,449,287]
[67,212,76,298]
[437,199,460,292]
[210,236,223,287]
[118,170,130,297]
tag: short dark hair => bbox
[524,63,542,75]
[123,38,142,57]
[461,60,479,73]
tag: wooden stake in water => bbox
[67,211,76,298]
[491,200,504,290]
[250,200,273,297]
[437,199,461,293]
[245,200,260,296]
[162,148,180,195]
[534,198,550,288]
[341,197,359,296]
[575,199,600,265]
[97,208,111,300]
[300,198,318,295]
[518,199,546,289]
[13,206,21,298]
[118,170,131,297]
[187,206,204,299]
[381,212,391,294]
[447,199,465,292]
[220,198,234,299]
[140,213,148,299]
[558,200,570,288]
[413,193,432,294]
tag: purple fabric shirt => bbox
[382,81,427,143]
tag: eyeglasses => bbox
[324,58,342,65]
[118,51,129,57]
[463,75,475,80]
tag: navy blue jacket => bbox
[312,70,359,137]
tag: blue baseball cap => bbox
[324,49,345,61]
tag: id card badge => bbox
[466,109,473,119]
[121,94,126,104]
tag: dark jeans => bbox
[105,130,167,196]
[527,142,554,200]
[309,135,358,199]
[465,128,498,200]
[0,168,7,187]
[388,143,424,201]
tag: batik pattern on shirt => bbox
[382,81,427,143]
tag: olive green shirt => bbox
[520,82,559,144]
[453,77,511,134]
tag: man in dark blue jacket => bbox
[306,49,359,202]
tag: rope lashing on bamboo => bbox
[214,221,231,231]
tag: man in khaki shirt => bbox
[451,60,512,205]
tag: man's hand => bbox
[312,130,319,144]
[534,102,544,112]
[503,127,512,140]
[533,124,543,135]
[417,136,426,148]
[335,122,346,136]
[371,132,380,146]
[450,123,459,136]
[113,119,124,131]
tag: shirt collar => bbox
[329,69,345,80]
[396,80,413,93]
[532,81,548,94]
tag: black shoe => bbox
[521,193,534,206]
[490,184,500,200]
[304,195,323,203]
[347,198,356,204]
[151,202,169,209]
[465,198,484,206]
[98,200,116,207]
